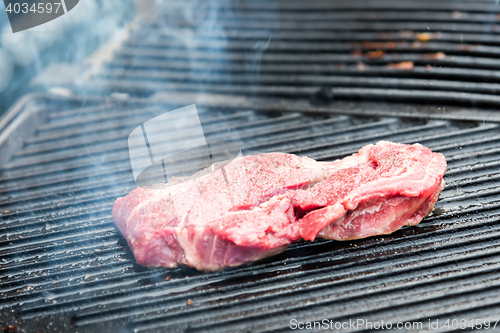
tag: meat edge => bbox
[317,179,445,241]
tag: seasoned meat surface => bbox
[112,141,446,271]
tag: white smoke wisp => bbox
[247,35,271,89]
[148,0,234,86]
[157,0,270,94]
[0,48,14,93]
[0,0,132,66]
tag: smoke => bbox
[1,0,132,66]
[0,0,134,113]
[0,0,274,110]
[0,48,14,93]
[138,0,233,93]
[126,0,271,170]
[138,0,270,97]
[247,36,271,91]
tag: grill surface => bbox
[7,0,500,332]
[1,94,500,332]
[44,0,500,108]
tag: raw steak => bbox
[112,141,446,271]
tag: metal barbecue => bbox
[3,0,500,332]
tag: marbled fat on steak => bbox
[112,141,447,271]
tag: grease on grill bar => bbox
[1,95,500,332]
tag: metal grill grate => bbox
[40,0,500,109]
[1,94,500,332]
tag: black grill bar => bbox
[100,71,500,96]
[82,79,500,108]
[154,21,500,34]
[105,43,500,68]
[124,40,500,58]
[101,60,500,82]
[183,10,498,23]
[191,0,499,12]
[128,30,500,45]
[112,47,500,70]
